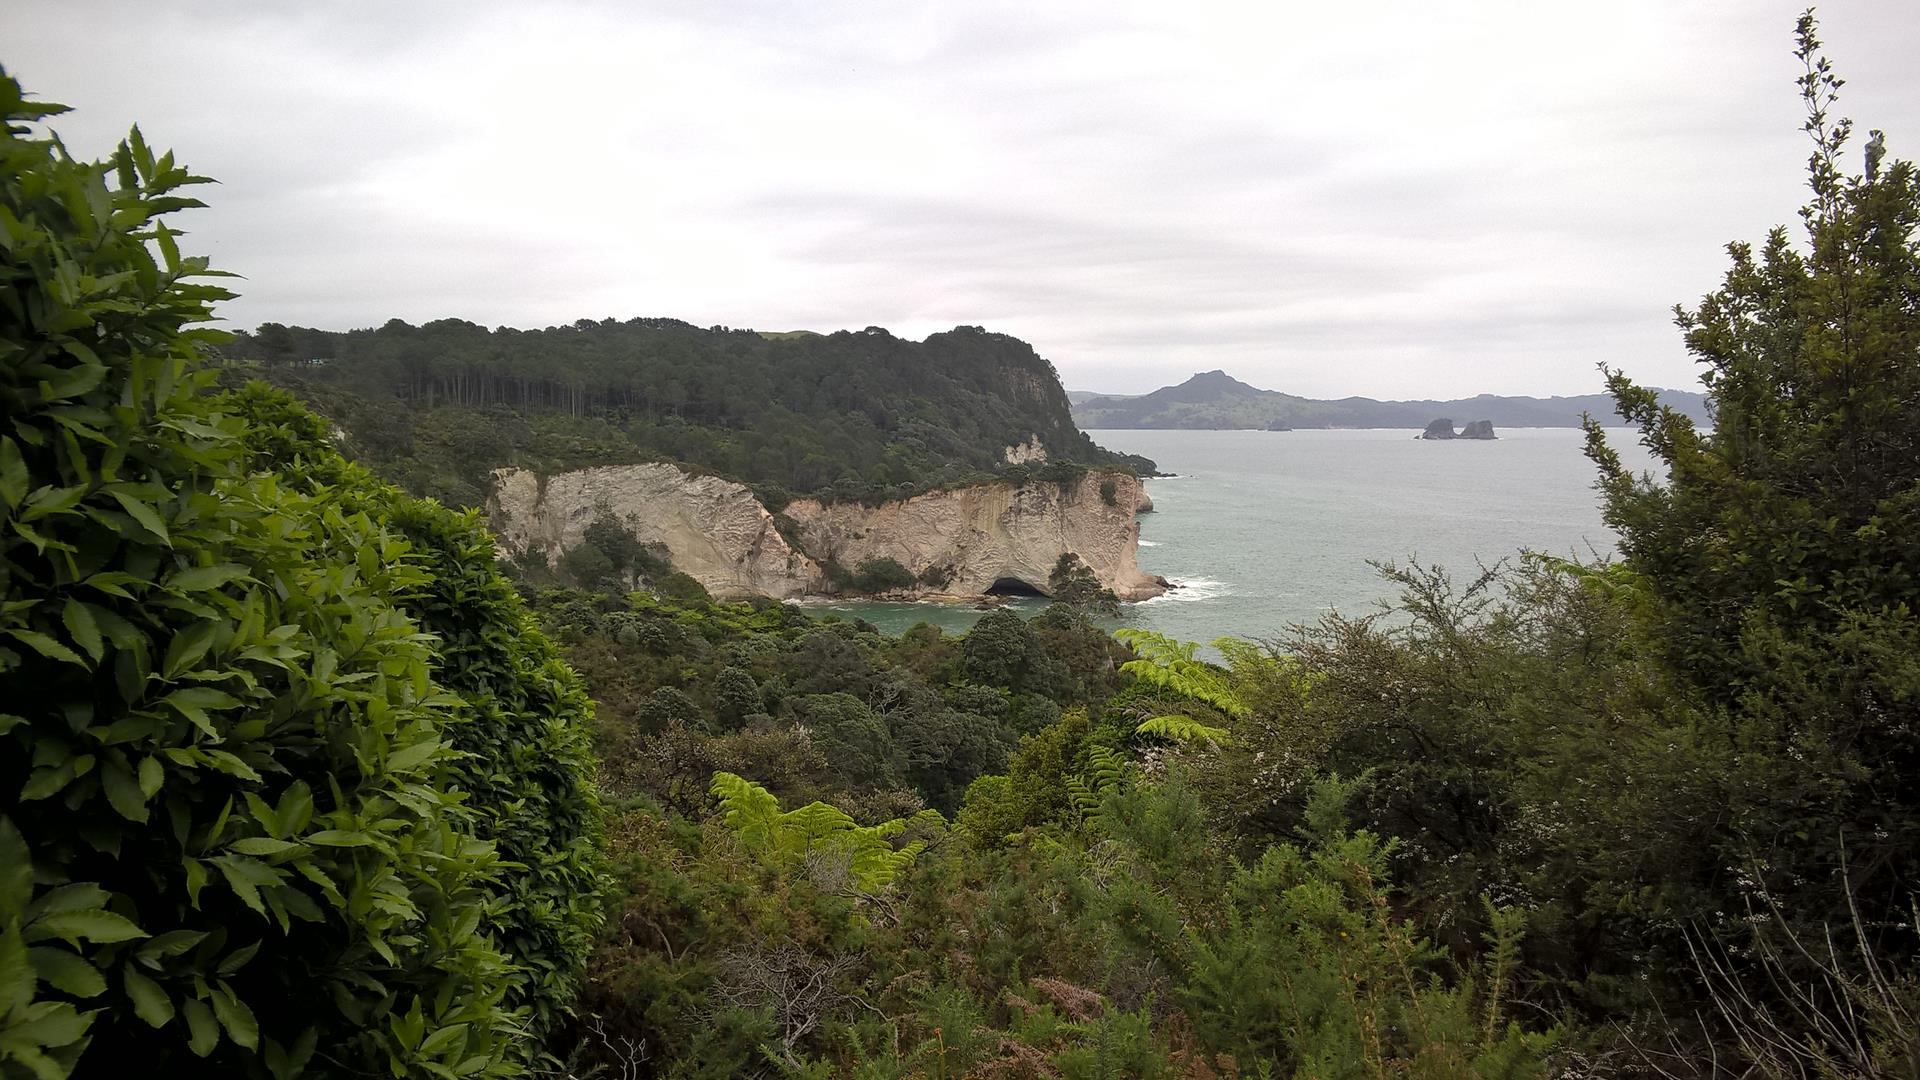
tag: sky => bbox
[6,2,1918,398]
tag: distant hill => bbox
[225,318,1153,509]
[1071,370,1712,430]
[1066,389,1138,405]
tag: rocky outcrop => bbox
[784,470,1165,601]
[489,464,823,599]
[1418,418,1497,440]
[1002,435,1048,465]
[487,463,1165,602]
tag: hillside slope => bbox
[1073,369,1713,429]
[230,318,1152,509]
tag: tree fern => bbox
[1067,745,1131,825]
[1134,714,1231,745]
[1113,628,1248,718]
[709,772,941,890]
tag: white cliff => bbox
[781,470,1164,601]
[489,464,822,599]
[487,462,1165,602]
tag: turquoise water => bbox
[808,427,1661,645]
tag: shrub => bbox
[851,557,914,594]
[0,77,524,1076]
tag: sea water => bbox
[809,427,1663,645]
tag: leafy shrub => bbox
[654,570,710,602]
[850,557,914,595]
[0,79,525,1076]
[225,375,609,1057]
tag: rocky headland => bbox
[488,462,1164,602]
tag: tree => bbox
[713,666,762,731]
[0,75,527,1076]
[851,557,914,595]
[792,693,901,792]
[962,609,1043,690]
[1047,553,1120,617]
[1586,8,1920,1021]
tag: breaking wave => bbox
[1139,576,1229,604]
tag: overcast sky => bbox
[7,2,1917,397]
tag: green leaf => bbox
[183,859,209,907]
[39,361,107,402]
[303,830,373,848]
[0,919,31,1013]
[0,818,31,913]
[214,940,259,976]
[384,739,443,775]
[5,999,93,1050]
[3,629,85,666]
[183,996,219,1056]
[211,856,280,916]
[419,1022,470,1056]
[210,983,259,1049]
[108,488,170,545]
[0,437,26,509]
[28,947,105,998]
[123,965,174,1027]
[161,622,219,680]
[61,599,105,663]
[138,756,164,798]
[101,759,150,822]
[165,563,249,593]
[31,909,147,945]
[134,929,206,967]
[229,837,301,857]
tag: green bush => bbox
[850,557,914,594]
[0,76,521,1076]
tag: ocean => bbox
[808,427,1663,646]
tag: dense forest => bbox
[221,319,1154,510]
[6,14,1920,1080]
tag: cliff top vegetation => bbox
[221,318,1155,509]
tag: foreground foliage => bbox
[0,72,599,1078]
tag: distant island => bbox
[1420,419,1497,440]
[1071,369,1712,430]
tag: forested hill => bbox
[1074,368,1714,429]
[226,318,1152,509]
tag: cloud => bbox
[6,0,1918,397]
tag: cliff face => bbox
[487,463,1164,602]
[489,464,823,599]
[784,471,1164,601]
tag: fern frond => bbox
[709,771,942,890]
[1115,629,1251,717]
[1135,714,1230,744]
[710,771,783,850]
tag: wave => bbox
[1139,576,1230,604]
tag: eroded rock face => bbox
[1002,435,1048,465]
[784,471,1165,601]
[487,463,1165,602]
[489,464,822,599]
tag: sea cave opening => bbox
[985,576,1050,598]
